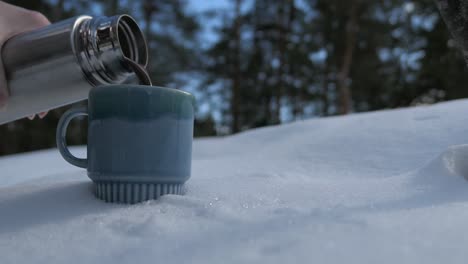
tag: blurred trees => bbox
[202,0,468,133]
[1,0,467,155]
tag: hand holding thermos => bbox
[0,1,50,119]
[0,1,149,125]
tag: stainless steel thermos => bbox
[0,14,149,125]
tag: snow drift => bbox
[1,99,468,263]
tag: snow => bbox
[2,100,468,263]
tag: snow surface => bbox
[2,100,468,263]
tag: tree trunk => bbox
[231,0,242,133]
[111,0,119,15]
[321,7,332,117]
[322,59,330,116]
[336,1,359,115]
[53,0,65,21]
[275,0,294,123]
[434,0,468,65]
[143,0,153,38]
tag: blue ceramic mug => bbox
[56,85,195,204]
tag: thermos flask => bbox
[0,14,149,125]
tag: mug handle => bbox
[56,106,88,168]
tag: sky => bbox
[188,0,230,12]
[188,0,231,48]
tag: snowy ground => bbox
[2,100,468,263]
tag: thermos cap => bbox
[76,14,149,86]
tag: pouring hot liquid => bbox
[0,14,151,125]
